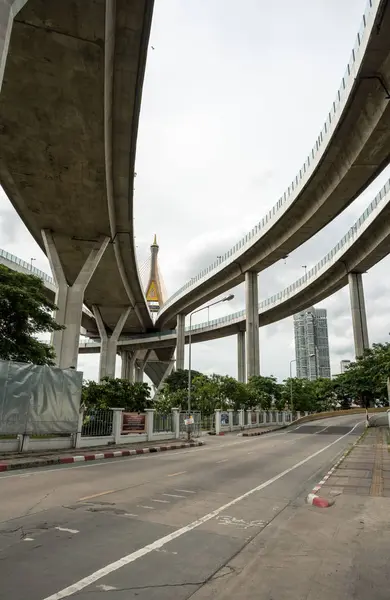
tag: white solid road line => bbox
[41,422,362,600]
[175,489,196,494]
[151,499,170,504]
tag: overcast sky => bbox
[2,0,390,383]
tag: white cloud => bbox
[2,0,390,383]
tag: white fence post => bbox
[255,408,260,426]
[239,409,245,428]
[228,409,234,432]
[145,409,155,442]
[172,408,180,439]
[387,409,390,429]
[246,409,252,428]
[74,408,85,448]
[111,408,124,444]
[215,409,221,435]
[282,411,286,425]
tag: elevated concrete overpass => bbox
[0,0,155,370]
[0,247,174,387]
[80,177,390,370]
[156,0,390,334]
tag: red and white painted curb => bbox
[306,427,366,508]
[0,440,205,472]
[306,493,334,508]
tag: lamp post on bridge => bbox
[187,294,234,438]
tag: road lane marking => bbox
[42,422,362,600]
[23,537,34,541]
[167,471,187,477]
[124,513,138,518]
[163,493,185,499]
[151,499,170,503]
[216,459,228,464]
[55,527,79,534]
[137,505,155,510]
[78,490,115,502]
[174,489,196,494]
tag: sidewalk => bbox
[0,438,205,472]
[190,425,390,600]
[318,426,390,497]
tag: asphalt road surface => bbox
[0,414,365,600]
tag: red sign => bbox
[122,412,146,434]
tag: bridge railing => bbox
[79,172,390,349]
[159,0,380,314]
[0,248,54,284]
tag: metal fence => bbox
[153,413,173,433]
[201,414,215,432]
[179,411,202,437]
[81,409,113,437]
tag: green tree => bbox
[82,378,151,411]
[333,344,390,407]
[164,368,202,393]
[0,265,63,364]
[282,378,316,412]
[312,378,337,412]
[248,375,280,410]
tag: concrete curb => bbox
[306,493,334,508]
[242,425,286,437]
[309,428,367,497]
[0,440,205,472]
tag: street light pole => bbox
[187,294,234,429]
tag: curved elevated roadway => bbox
[0,248,173,386]
[156,0,390,330]
[80,176,390,352]
[0,0,154,336]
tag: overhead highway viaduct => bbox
[80,177,390,382]
[0,0,156,373]
[156,0,390,378]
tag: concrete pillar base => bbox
[348,272,369,358]
[237,330,246,382]
[93,306,132,380]
[42,229,110,369]
[245,271,260,380]
[176,314,185,370]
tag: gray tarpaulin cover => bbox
[0,360,82,435]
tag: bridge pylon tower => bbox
[145,235,165,314]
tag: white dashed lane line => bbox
[162,493,185,499]
[174,489,196,494]
[151,499,170,504]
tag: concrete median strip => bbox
[0,441,205,473]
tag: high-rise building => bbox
[293,307,331,380]
[340,359,351,373]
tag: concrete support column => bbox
[176,314,185,370]
[238,409,245,428]
[237,330,246,382]
[245,271,260,380]
[348,272,369,358]
[120,351,134,380]
[42,230,110,369]
[0,1,29,92]
[93,306,132,381]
